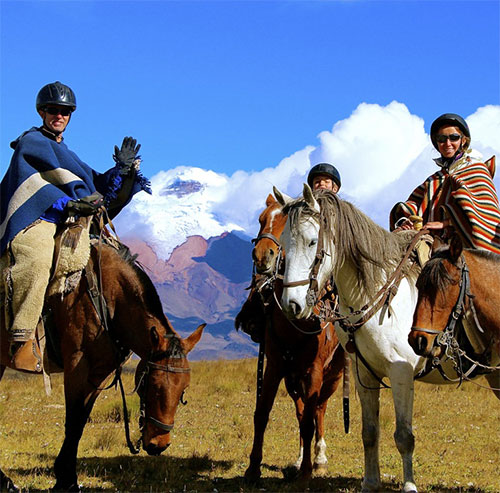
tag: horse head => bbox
[136,323,205,455]
[409,234,464,357]
[252,194,287,275]
[275,184,335,320]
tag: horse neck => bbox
[100,247,172,360]
[463,251,500,349]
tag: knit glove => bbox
[113,136,141,176]
[66,192,104,217]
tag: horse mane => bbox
[284,190,420,298]
[417,245,500,296]
[105,242,177,337]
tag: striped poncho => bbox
[0,127,151,255]
[390,149,500,254]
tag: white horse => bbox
[274,184,462,493]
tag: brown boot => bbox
[9,339,43,372]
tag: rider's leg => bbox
[7,220,56,358]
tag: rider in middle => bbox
[307,162,341,193]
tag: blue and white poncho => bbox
[0,127,151,255]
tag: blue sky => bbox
[1,0,499,179]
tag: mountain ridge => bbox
[123,231,258,360]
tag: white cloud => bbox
[310,101,428,199]
[115,103,500,258]
[466,105,500,161]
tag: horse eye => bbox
[309,239,318,247]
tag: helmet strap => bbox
[39,110,69,142]
[40,122,63,141]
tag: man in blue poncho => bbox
[0,81,151,367]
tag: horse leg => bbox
[53,361,103,491]
[284,377,305,469]
[244,362,283,483]
[485,369,500,400]
[355,366,381,492]
[0,365,20,493]
[313,400,328,473]
[296,371,323,482]
[313,348,344,472]
[389,363,417,493]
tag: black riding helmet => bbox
[430,113,470,151]
[307,163,341,190]
[36,81,77,112]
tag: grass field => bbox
[0,358,498,492]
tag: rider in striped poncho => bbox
[390,113,500,254]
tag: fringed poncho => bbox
[390,149,500,254]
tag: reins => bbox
[251,214,350,433]
[84,209,190,454]
[333,228,430,333]
[331,228,431,390]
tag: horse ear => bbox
[265,194,277,207]
[150,326,160,347]
[181,323,206,354]
[449,232,463,262]
[303,183,319,212]
[431,235,444,253]
[273,186,292,206]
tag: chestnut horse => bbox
[236,194,347,483]
[410,233,500,398]
[0,241,204,491]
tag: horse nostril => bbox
[268,248,275,257]
[416,335,428,355]
[145,443,169,456]
[252,249,257,261]
[290,301,301,316]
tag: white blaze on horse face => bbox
[269,207,281,231]
[280,216,320,319]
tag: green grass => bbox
[0,358,498,492]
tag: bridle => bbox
[251,232,283,278]
[410,255,500,385]
[254,221,334,336]
[118,333,191,455]
[136,334,191,433]
[280,218,328,308]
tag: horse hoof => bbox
[313,462,328,476]
[243,467,261,484]
[361,478,381,492]
[402,482,418,493]
[53,482,81,492]
[1,478,19,493]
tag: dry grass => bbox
[0,358,498,492]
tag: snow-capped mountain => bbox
[114,167,247,261]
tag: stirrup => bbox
[10,339,43,372]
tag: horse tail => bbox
[343,352,351,433]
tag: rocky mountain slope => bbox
[123,231,258,360]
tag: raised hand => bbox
[113,136,141,175]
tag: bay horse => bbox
[0,239,205,491]
[236,193,347,483]
[410,233,500,398]
[275,184,476,493]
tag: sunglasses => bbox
[45,107,72,116]
[436,133,462,144]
